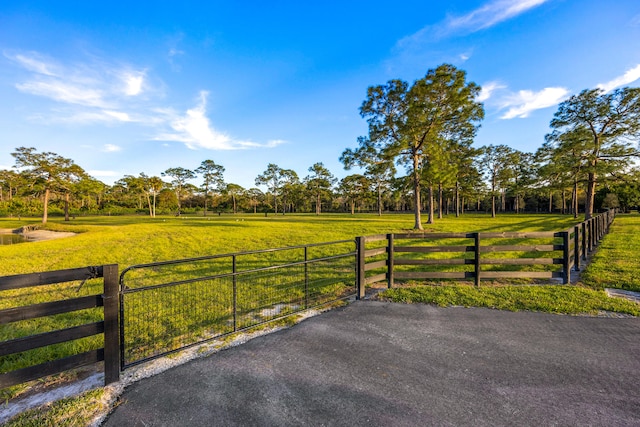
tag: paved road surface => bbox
[104,302,640,426]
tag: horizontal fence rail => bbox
[357,210,616,290]
[0,265,119,390]
[119,240,356,368]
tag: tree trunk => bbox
[377,184,382,216]
[64,193,70,221]
[572,180,579,219]
[412,155,423,230]
[350,200,355,215]
[42,187,50,224]
[146,193,153,217]
[438,183,443,220]
[585,172,597,220]
[455,181,460,217]
[549,191,553,214]
[427,185,435,224]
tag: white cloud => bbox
[447,0,550,33]
[499,87,569,119]
[162,91,236,150]
[16,80,108,108]
[8,51,281,151]
[103,144,122,152]
[8,51,149,114]
[398,0,550,48]
[477,81,507,102]
[155,91,283,150]
[103,110,133,122]
[121,71,146,96]
[7,52,58,76]
[597,64,640,93]
[48,110,136,125]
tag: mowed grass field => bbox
[2,212,640,427]
[0,212,582,276]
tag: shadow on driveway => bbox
[104,301,640,426]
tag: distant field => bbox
[0,213,581,276]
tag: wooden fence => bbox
[356,210,616,297]
[0,265,120,389]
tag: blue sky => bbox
[1,0,639,189]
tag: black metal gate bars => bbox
[118,240,356,368]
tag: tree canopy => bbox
[346,64,484,229]
[548,87,640,218]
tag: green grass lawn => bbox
[2,212,639,427]
[580,214,640,292]
[377,284,639,316]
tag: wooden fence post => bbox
[573,226,580,271]
[581,222,587,261]
[474,233,481,287]
[356,236,365,300]
[102,264,120,385]
[387,234,394,289]
[562,231,570,284]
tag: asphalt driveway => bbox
[104,301,640,426]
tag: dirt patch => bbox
[22,229,77,241]
[0,228,76,242]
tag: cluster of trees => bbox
[1,65,639,226]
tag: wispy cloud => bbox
[499,87,569,119]
[7,51,147,110]
[16,80,109,108]
[477,81,507,102]
[597,64,640,93]
[7,50,283,152]
[103,144,122,152]
[155,91,284,150]
[11,52,58,76]
[398,0,550,49]
[446,0,550,34]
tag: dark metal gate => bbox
[119,240,356,368]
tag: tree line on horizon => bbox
[1,64,639,226]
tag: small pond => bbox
[0,234,28,245]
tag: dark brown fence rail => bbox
[0,265,119,389]
[356,210,616,295]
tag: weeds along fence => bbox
[356,210,616,293]
[118,240,356,368]
[0,266,119,390]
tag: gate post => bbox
[103,264,120,385]
[387,233,394,289]
[474,233,481,287]
[356,236,366,300]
